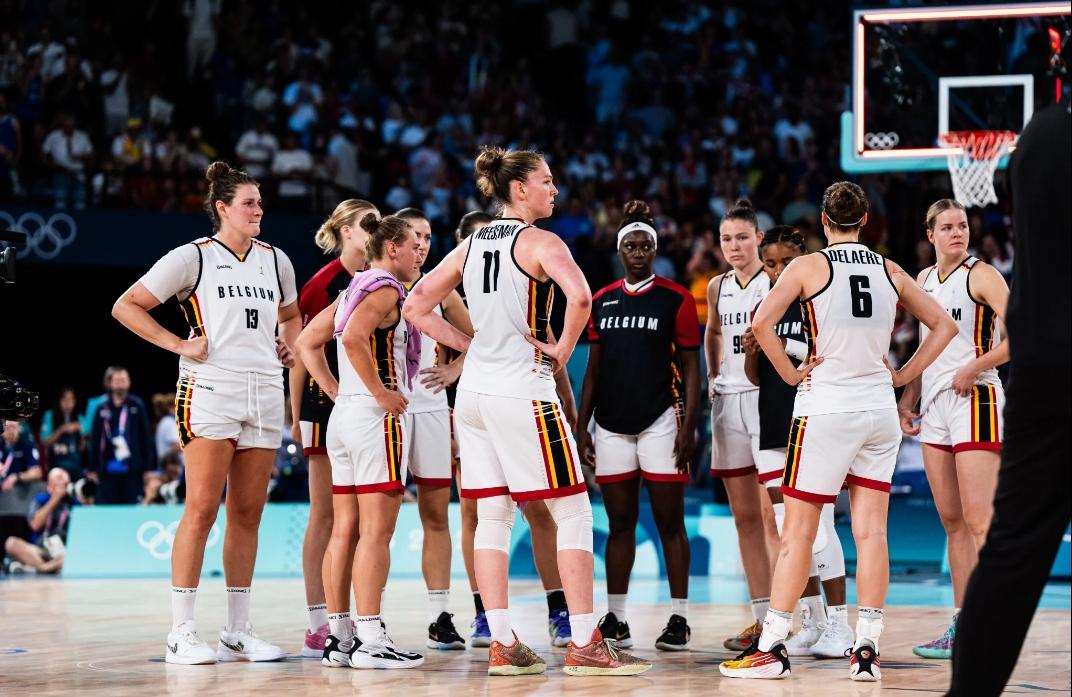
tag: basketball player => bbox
[112,161,299,665]
[444,210,577,649]
[898,199,1009,659]
[705,198,781,650]
[404,146,650,676]
[743,226,853,659]
[295,213,424,669]
[291,198,379,657]
[720,181,956,681]
[577,200,701,651]
[395,207,469,650]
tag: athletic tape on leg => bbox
[544,492,594,553]
[474,495,516,553]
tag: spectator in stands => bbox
[110,117,151,170]
[326,114,361,198]
[41,113,93,210]
[99,54,130,136]
[44,47,94,124]
[781,181,820,227]
[143,450,184,505]
[235,117,279,179]
[271,131,314,212]
[86,366,153,504]
[184,0,222,78]
[550,197,595,247]
[38,387,84,480]
[0,30,23,96]
[385,174,414,211]
[979,232,1014,282]
[0,93,19,200]
[152,392,182,467]
[182,126,216,171]
[3,467,80,574]
[281,63,322,142]
[25,25,65,80]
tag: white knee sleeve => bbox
[543,492,593,553]
[814,504,846,581]
[474,495,516,553]
[772,503,785,536]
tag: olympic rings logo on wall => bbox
[137,520,221,560]
[0,211,78,260]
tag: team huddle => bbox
[110,145,1008,682]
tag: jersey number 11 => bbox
[482,250,500,293]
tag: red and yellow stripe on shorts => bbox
[968,384,1000,450]
[532,400,579,493]
[175,375,196,447]
[782,416,808,489]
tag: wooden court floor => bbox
[1,578,1068,696]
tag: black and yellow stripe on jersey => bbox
[532,400,578,492]
[973,303,997,358]
[370,327,398,390]
[527,279,554,370]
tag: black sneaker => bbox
[322,634,360,667]
[655,614,691,651]
[426,612,466,650]
[596,612,633,649]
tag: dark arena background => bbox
[1,1,1069,695]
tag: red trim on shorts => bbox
[952,442,1001,453]
[923,442,955,453]
[511,481,588,502]
[757,469,784,483]
[595,471,641,484]
[227,438,238,449]
[711,465,758,478]
[845,474,892,493]
[354,481,406,494]
[641,471,690,483]
[460,486,511,499]
[332,485,356,494]
[303,446,328,456]
[780,485,838,504]
[412,475,453,487]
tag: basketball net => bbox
[938,130,1017,208]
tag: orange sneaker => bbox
[487,633,546,676]
[723,621,762,651]
[563,629,652,676]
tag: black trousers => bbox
[947,363,1071,696]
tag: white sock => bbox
[855,607,884,651]
[570,613,597,646]
[952,607,961,624]
[751,597,770,623]
[171,587,197,632]
[799,595,827,624]
[827,604,848,625]
[428,589,450,622]
[485,608,513,644]
[355,615,382,645]
[757,608,793,652]
[607,593,628,622]
[308,603,328,633]
[380,588,387,621]
[225,587,251,632]
[671,597,688,619]
[328,612,353,641]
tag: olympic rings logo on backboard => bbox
[864,132,900,150]
[0,211,78,260]
[137,520,221,560]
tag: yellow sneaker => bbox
[719,642,791,679]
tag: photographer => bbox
[142,450,185,505]
[3,467,81,574]
[0,419,43,563]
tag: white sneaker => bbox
[216,624,287,662]
[811,620,855,659]
[785,620,825,656]
[165,627,218,665]
[350,632,424,670]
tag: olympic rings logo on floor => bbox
[0,211,78,260]
[137,520,221,560]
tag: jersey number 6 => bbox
[849,275,872,318]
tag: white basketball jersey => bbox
[403,275,449,413]
[334,287,408,406]
[712,268,769,395]
[179,237,286,376]
[457,219,557,402]
[794,243,898,416]
[919,256,1002,414]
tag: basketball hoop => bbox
[938,130,1017,208]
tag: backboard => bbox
[841,2,1070,173]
